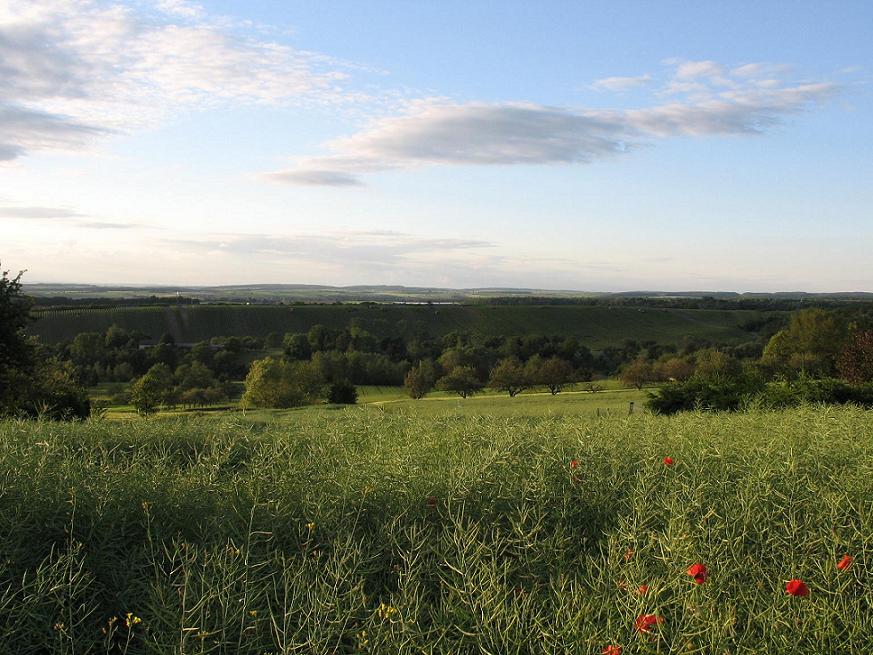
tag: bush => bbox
[647,376,764,414]
[242,357,325,409]
[327,381,358,405]
[649,375,873,415]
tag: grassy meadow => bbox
[1,406,871,653]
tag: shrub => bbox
[327,381,358,405]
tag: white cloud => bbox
[591,74,652,91]
[265,63,837,186]
[0,0,355,160]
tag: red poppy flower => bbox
[785,579,809,597]
[634,614,663,634]
[837,554,853,571]
[602,646,623,655]
[663,457,674,466]
[637,584,649,595]
[570,459,578,469]
[687,562,708,584]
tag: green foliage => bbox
[762,308,848,376]
[404,359,437,398]
[647,376,765,414]
[130,363,176,415]
[619,356,654,389]
[0,265,34,412]
[242,357,325,408]
[530,356,575,394]
[0,409,872,652]
[436,365,484,398]
[327,380,358,405]
[488,356,528,396]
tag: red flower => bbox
[602,646,623,655]
[837,554,853,572]
[570,459,578,469]
[623,548,635,562]
[663,457,674,466]
[637,584,649,595]
[634,614,663,634]
[785,579,809,597]
[687,562,708,584]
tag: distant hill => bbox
[27,303,773,350]
[23,283,873,305]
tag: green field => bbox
[1,406,871,653]
[28,303,773,348]
[89,383,651,421]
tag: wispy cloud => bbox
[168,231,493,266]
[264,61,838,186]
[0,203,145,229]
[0,0,359,160]
[591,74,652,91]
[0,205,82,218]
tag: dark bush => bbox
[327,381,358,405]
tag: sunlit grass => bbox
[0,406,871,652]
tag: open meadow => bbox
[1,405,871,653]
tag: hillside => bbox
[27,303,773,348]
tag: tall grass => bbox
[0,407,871,653]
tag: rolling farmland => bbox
[28,303,775,349]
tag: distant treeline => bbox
[476,295,873,311]
[31,295,201,309]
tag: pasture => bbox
[0,406,871,653]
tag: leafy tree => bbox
[404,359,437,399]
[762,308,848,377]
[0,266,34,412]
[175,361,216,390]
[130,363,175,415]
[694,349,741,381]
[436,366,483,399]
[283,333,312,360]
[620,356,654,389]
[534,356,574,395]
[327,381,358,404]
[489,357,528,397]
[838,330,873,384]
[653,356,694,382]
[242,357,325,408]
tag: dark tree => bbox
[838,330,873,384]
[437,366,483,399]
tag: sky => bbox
[2,0,872,291]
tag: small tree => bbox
[130,363,175,415]
[437,366,483,399]
[242,357,325,408]
[489,357,528,397]
[838,330,873,384]
[404,359,436,399]
[535,356,574,395]
[620,357,654,390]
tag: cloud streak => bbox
[265,61,837,186]
[591,74,652,91]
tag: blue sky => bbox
[2,0,872,290]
